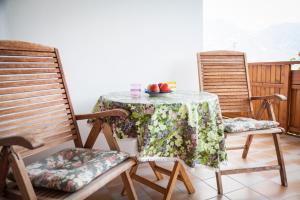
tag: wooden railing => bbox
[248,61,300,136]
[289,70,300,134]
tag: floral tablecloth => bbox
[90,91,227,168]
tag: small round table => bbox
[91,91,226,168]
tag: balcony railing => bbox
[248,61,300,136]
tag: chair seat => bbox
[13,148,129,192]
[223,117,279,133]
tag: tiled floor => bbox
[88,134,300,200]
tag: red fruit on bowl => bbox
[160,83,170,92]
[149,84,160,92]
[147,84,152,91]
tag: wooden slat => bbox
[0,109,71,129]
[0,73,61,81]
[0,83,63,95]
[212,92,249,96]
[0,68,59,75]
[0,57,56,63]
[1,118,74,139]
[0,79,62,88]
[201,62,245,66]
[220,101,249,106]
[206,89,248,93]
[202,68,246,72]
[0,88,65,101]
[0,94,67,108]
[0,41,54,52]
[0,119,73,136]
[0,63,58,68]
[0,104,69,122]
[202,65,245,69]
[203,72,246,76]
[251,82,284,88]
[205,85,248,89]
[0,99,68,115]
[43,129,77,142]
[0,50,56,57]
[35,124,75,139]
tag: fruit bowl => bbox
[145,89,173,97]
[146,83,173,97]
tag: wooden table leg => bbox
[163,161,181,200]
[178,162,195,194]
[149,161,164,180]
[121,163,139,196]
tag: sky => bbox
[204,0,300,32]
[203,0,300,62]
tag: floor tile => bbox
[207,195,230,200]
[186,176,219,200]
[229,173,266,186]
[250,179,300,200]
[205,176,245,194]
[225,187,268,200]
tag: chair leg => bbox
[272,133,288,187]
[121,171,138,200]
[0,147,10,194]
[148,161,164,180]
[8,151,37,200]
[242,135,254,159]
[215,171,223,195]
[163,161,181,200]
[121,164,138,196]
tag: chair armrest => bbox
[75,109,129,120]
[250,94,287,101]
[0,135,44,149]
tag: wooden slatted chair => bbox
[0,40,137,200]
[197,50,288,194]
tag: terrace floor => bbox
[89,134,300,200]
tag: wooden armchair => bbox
[197,50,288,194]
[0,40,137,200]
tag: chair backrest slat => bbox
[197,50,253,115]
[0,40,82,157]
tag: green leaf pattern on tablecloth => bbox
[90,92,227,168]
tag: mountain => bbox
[204,21,300,62]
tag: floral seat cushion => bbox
[223,117,279,133]
[10,148,129,192]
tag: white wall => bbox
[2,0,203,161]
[0,0,8,38]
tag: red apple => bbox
[160,83,170,92]
[147,84,152,91]
[149,84,160,92]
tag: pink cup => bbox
[130,84,141,97]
